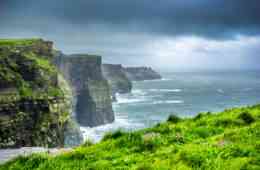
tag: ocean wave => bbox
[116,97,146,104]
[152,100,184,104]
[115,90,148,104]
[161,78,172,81]
[80,115,144,142]
[140,78,172,82]
[149,89,182,92]
[132,89,147,96]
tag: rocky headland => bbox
[0,39,82,148]
[124,66,162,81]
[102,64,132,99]
[0,38,161,158]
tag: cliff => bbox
[0,39,82,148]
[102,64,132,96]
[124,67,162,81]
[55,53,114,127]
[2,104,260,169]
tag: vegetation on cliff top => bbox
[1,104,260,169]
[0,38,42,46]
[0,39,74,148]
[0,39,62,100]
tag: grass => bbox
[0,39,62,99]
[0,38,41,46]
[1,104,260,169]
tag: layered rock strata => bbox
[55,53,115,127]
[0,39,82,148]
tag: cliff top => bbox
[68,54,101,59]
[1,104,260,169]
[0,38,62,101]
[103,64,123,67]
[0,38,46,46]
[125,66,156,71]
[63,54,102,64]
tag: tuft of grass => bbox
[81,139,94,147]
[0,38,41,46]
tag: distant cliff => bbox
[0,39,82,148]
[124,67,162,81]
[102,64,132,96]
[55,53,114,127]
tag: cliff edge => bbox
[0,39,82,148]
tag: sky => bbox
[0,0,260,71]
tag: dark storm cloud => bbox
[1,0,260,39]
[1,0,260,71]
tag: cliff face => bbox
[102,64,132,95]
[55,54,114,127]
[124,67,162,81]
[0,39,82,148]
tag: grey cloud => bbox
[1,0,260,39]
[1,0,260,71]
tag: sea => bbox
[81,70,260,142]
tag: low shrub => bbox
[167,114,181,123]
[102,130,126,141]
[192,127,211,138]
[238,112,255,124]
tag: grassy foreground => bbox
[1,105,260,170]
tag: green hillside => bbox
[1,105,260,170]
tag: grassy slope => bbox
[1,105,260,170]
[0,38,41,46]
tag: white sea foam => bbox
[80,113,144,142]
[142,78,172,82]
[162,78,173,81]
[116,97,146,104]
[149,89,182,92]
[115,91,148,104]
[132,89,147,96]
[152,100,184,104]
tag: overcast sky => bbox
[1,0,260,71]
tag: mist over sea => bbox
[81,70,260,142]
